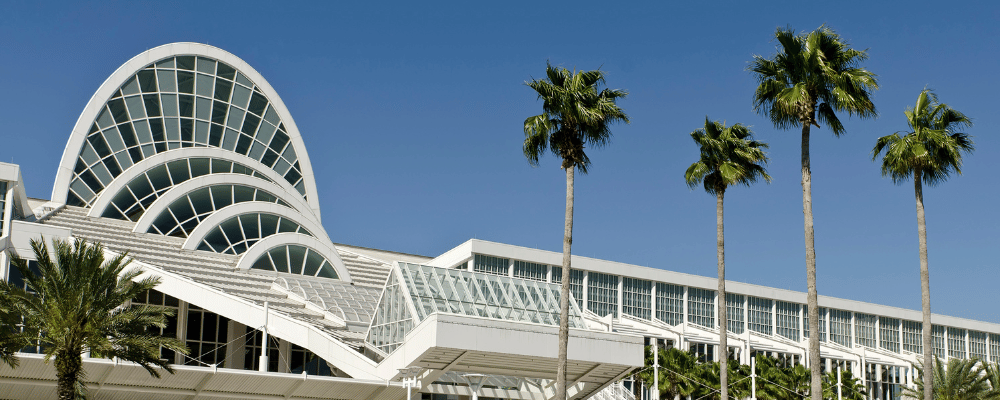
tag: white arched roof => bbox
[237,233,351,284]
[53,42,320,218]
[131,173,316,234]
[181,202,333,251]
[87,147,316,220]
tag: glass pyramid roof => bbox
[366,262,585,355]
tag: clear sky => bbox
[2,1,998,322]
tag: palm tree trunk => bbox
[801,121,822,400]
[916,170,933,400]
[55,350,82,400]
[717,188,728,400]
[556,165,575,400]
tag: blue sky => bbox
[2,1,998,322]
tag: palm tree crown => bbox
[524,63,629,172]
[685,118,770,194]
[872,89,974,185]
[750,25,879,132]
[2,238,187,399]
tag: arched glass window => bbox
[100,157,272,221]
[68,55,307,207]
[250,245,338,279]
[197,213,311,255]
[147,185,291,238]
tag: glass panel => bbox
[270,247,289,273]
[196,73,214,97]
[157,70,177,92]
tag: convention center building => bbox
[0,43,996,400]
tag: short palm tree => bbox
[821,369,865,400]
[2,238,188,400]
[685,118,769,400]
[904,357,1000,400]
[523,62,628,399]
[872,89,973,400]
[750,25,878,400]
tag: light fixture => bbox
[398,367,424,400]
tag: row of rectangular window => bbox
[464,254,998,359]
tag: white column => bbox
[581,271,589,314]
[650,282,657,322]
[850,312,856,348]
[965,329,971,359]
[943,326,948,359]
[682,287,689,325]
[652,338,659,400]
[875,316,881,350]
[177,301,189,365]
[546,265,552,283]
[771,300,777,337]
[617,276,624,319]
[507,259,514,277]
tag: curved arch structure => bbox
[132,173,313,234]
[181,202,332,250]
[237,233,351,284]
[53,42,320,219]
[87,147,311,220]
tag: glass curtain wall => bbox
[655,283,683,326]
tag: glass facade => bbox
[513,260,547,282]
[185,304,229,366]
[474,254,509,276]
[803,307,827,342]
[366,263,585,355]
[622,277,652,320]
[854,313,876,348]
[250,244,339,279]
[100,157,273,221]
[687,287,714,328]
[196,212,311,254]
[879,317,901,353]
[748,297,772,335]
[829,309,852,347]
[588,271,619,318]
[775,301,800,341]
[933,325,946,358]
[970,330,987,360]
[276,276,379,324]
[132,289,180,362]
[148,184,290,237]
[655,283,683,326]
[990,334,1000,363]
[726,293,745,334]
[902,320,922,354]
[948,327,967,359]
[69,55,307,207]
[551,267,584,310]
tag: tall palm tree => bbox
[904,357,1000,400]
[872,89,974,400]
[684,118,770,400]
[750,26,878,400]
[524,62,628,399]
[2,238,188,400]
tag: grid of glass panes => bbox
[185,304,229,366]
[250,245,339,279]
[687,288,715,328]
[513,260,547,282]
[289,344,333,376]
[948,327,966,359]
[365,270,414,354]
[902,320,922,354]
[854,313,876,348]
[804,307,827,342]
[726,293,745,334]
[474,254,509,276]
[656,283,684,325]
[131,289,180,362]
[622,277,651,320]
[68,55,307,207]
[101,157,272,221]
[879,317,901,353]
[932,325,946,358]
[552,267,585,310]
[197,212,311,254]
[244,327,281,372]
[148,184,289,238]
[969,331,987,360]
[990,334,1000,363]
[748,297,773,335]
[829,309,852,347]
[775,301,800,341]
[588,272,619,318]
